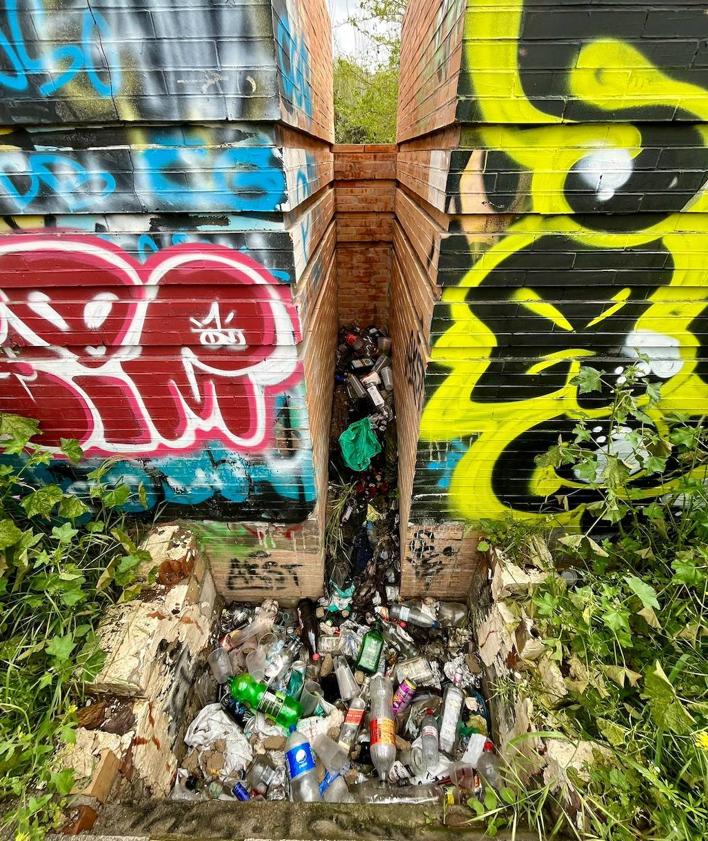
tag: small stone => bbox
[315,606,326,619]
[320,653,334,677]
[355,670,365,685]
[263,735,285,751]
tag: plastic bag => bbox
[184,703,253,781]
[339,417,382,471]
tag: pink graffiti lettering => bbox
[0,232,302,457]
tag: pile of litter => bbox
[175,598,497,804]
[174,324,499,805]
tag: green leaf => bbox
[574,366,602,395]
[597,718,626,747]
[59,495,89,520]
[51,522,78,544]
[114,554,141,586]
[50,768,75,796]
[467,797,485,816]
[624,574,660,610]
[101,484,131,508]
[46,632,75,662]
[21,485,63,518]
[60,438,83,464]
[643,455,667,474]
[642,661,695,735]
[500,786,516,805]
[0,413,39,453]
[0,519,23,550]
[477,540,490,552]
[671,556,704,587]
[483,787,498,811]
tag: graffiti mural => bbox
[0,231,315,520]
[418,0,708,525]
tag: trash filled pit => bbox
[72,325,501,835]
[169,324,496,809]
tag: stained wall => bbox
[394,0,708,596]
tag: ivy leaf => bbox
[671,556,704,587]
[574,457,598,484]
[643,661,695,735]
[0,519,23,550]
[624,575,660,610]
[476,540,490,552]
[51,523,78,544]
[574,366,602,395]
[60,438,83,464]
[58,495,89,520]
[642,455,667,475]
[603,607,632,645]
[22,485,63,519]
[0,413,39,453]
[638,606,661,630]
[46,632,75,662]
[101,484,131,509]
[597,718,626,746]
[50,768,75,796]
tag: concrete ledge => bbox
[88,801,539,841]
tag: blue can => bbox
[232,782,251,801]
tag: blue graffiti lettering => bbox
[275,6,313,119]
[0,0,120,97]
[0,152,116,211]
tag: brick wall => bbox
[334,145,397,328]
[393,0,708,597]
[0,0,336,603]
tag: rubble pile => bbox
[174,325,498,806]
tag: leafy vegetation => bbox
[469,364,707,840]
[0,415,150,840]
[333,0,406,142]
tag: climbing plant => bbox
[0,414,150,840]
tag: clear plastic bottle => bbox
[421,709,440,770]
[334,656,359,701]
[323,774,354,803]
[437,602,468,628]
[313,733,350,775]
[369,674,396,781]
[285,728,322,802]
[439,684,464,755]
[247,755,277,796]
[387,604,439,629]
[477,743,503,791]
[338,694,367,753]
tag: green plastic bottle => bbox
[230,673,302,730]
[357,626,384,673]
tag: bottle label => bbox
[421,724,438,740]
[370,717,395,746]
[319,770,339,795]
[398,606,411,621]
[286,743,316,780]
[344,706,365,726]
[358,637,382,672]
[258,690,285,721]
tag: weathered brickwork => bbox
[0,0,335,601]
[394,0,708,597]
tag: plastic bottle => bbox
[322,774,354,803]
[247,755,277,796]
[346,373,367,400]
[230,673,302,730]
[421,709,440,770]
[477,742,503,791]
[313,733,350,775]
[334,656,359,701]
[381,623,417,658]
[350,781,443,804]
[387,604,439,629]
[392,678,416,717]
[369,674,396,781]
[297,599,320,662]
[266,637,301,687]
[394,656,436,686]
[357,626,384,673]
[439,684,464,755]
[338,694,367,753]
[437,602,468,628]
[285,728,322,802]
[286,661,306,699]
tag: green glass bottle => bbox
[230,673,302,730]
[357,626,384,673]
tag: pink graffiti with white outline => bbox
[0,232,302,456]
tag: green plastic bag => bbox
[339,417,382,471]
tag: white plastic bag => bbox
[184,703,253,781]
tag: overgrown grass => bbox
[468,364,708,840]
[0,415,150,840]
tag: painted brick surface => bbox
[394,0,708,597]
[0,1,335,600]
